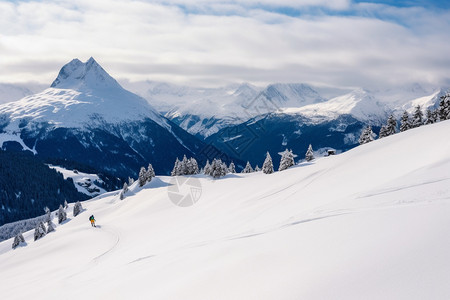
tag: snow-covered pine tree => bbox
[425,108,435,125]
[358,126,374,145]
[146,164,155,181]
[444,93,450,120]
[210,159,227,178]
[171,158,180,176]
[254,165,261,172]
[58,204,67,224]
[138,167,147,187]
[12,232,25,249]
[262,152,274,174]
[188,158,200,175]
[412,105,424,128]
[242,161,254,173]
[438,94,449,121]
[204,160,211,176]
[73,201,83,217]
[128,177,135,185]
[180,155,188,175]
[228,162,236,173]
[378,125,388,139]
[279,149,295,171]
[400,111,411,132]
[64,200,68,210]
[47,220,55,233]
[34,221,47,241]
[305,144,315,161]
[120,182,128,200]
[386,114,397,136]
[432,109,439,124]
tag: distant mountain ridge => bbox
[0,58,235,178]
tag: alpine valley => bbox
[122,79,446,169]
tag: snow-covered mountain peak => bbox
[50,57,121,91]
[0,58,168,130]
[253,83,325,109]
[281,88,388,124]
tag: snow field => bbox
[0,121,450,299]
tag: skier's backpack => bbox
[89,215,94,221]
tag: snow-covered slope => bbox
[1,120,449,299]
[48,165,107,197]
[281,88,389,124]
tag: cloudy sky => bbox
[0,0,449,89]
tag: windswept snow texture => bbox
[1,121,450,299]
[48,165,107,197]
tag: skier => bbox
[89,215,96,227]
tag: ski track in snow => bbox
[92,225,120,263]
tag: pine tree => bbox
[34,221,47,241]
[73,201,83,217]
[386,114,397,136]
[425,108,435,125]
[262,152,274,174]
[412,105,424,128]
[400,111,411,132]
[120,182,128,200]
[228,162,236,173]
[146,164,155,181]
[210,159,227,178]
[138,167,147,187]
[58,204,67,224]
[305,144,314,161]
[254,165,261,172]
[64,200,68,210]
[438,94,448,121]
[358,126,374,145]
[279,149,295,171]
[204,160,211,176]
[171,158,180,176]
[128,177,135,185]
[378,125,388,139]
[180,155,188,175]
[47,220,55,233]
[188,158,200,175]
[12,233,25,249]
[242,161,254,173]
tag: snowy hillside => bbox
[1,120,449,299]
[48,165,107,197]
[281,88,389,124]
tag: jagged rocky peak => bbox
[50,57,122,91]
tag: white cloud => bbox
[0,0,448,90]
